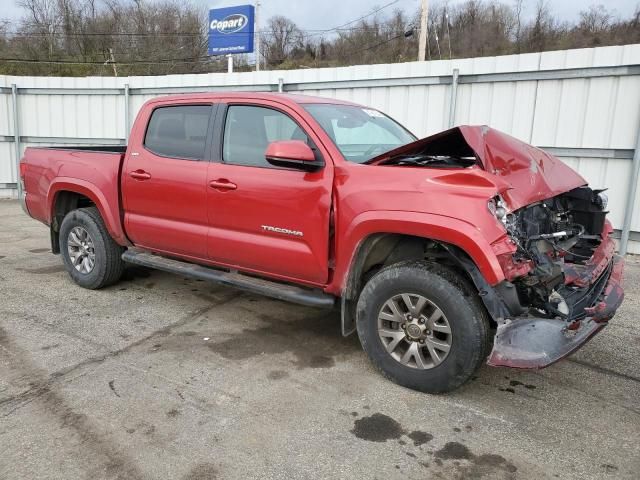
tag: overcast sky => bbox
[2,0,639,27]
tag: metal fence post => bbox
[619,123,640,255]
[448,69,459,128]
[278,78,284,93]
[124,83,130,143]
[11,84,21,197]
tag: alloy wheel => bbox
[377,293,453,369]
[67,226,96,274]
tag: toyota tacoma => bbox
[19,93,625,393]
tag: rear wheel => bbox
[59,207,125,289]
[356,261,490,393]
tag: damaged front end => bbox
[487,186,624,369]
[368,125,625,369]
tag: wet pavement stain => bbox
[177,331,197,337]
[433,442,518,477]
[266,370,289,380]
[183,463,219,480]
[166,408,181,418]
[207,311,359,369]
[435,442,473,460]
[408,430,433,446]
[28,248,50,253]
[20,264,65,274]
[509,379,537,390]
[351,413,405,442]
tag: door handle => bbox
[130,170,151,180]
[209,179,237,191]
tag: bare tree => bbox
[261,16,305,67]
[1,0,639,76]
[513,0,524,52]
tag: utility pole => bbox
[255,0,261,71]
[418,0,429,62]
[445,11,452,59]
[108,48,118,77]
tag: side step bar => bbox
[121,250,336,309]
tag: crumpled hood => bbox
[370,125,587,211]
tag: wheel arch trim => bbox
[47,178,129,245]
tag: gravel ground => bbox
[0,198,639,480]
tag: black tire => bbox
[356,261,491,394]
[59,207,125,289]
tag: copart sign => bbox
[208,5,255,55]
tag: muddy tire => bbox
[356,261,491,394]
[59,207,125,289]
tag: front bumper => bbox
[487,252,624,369]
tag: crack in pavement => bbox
[0,324,147,480]
[567,358,640,384]
[0,291,243,418]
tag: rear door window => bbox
[144,105,212,160]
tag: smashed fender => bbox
[369,125,587,210]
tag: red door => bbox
[206,102,333,285]
[122,104,214,259]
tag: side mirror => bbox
[265,140,324,171]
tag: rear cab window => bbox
[144,105,212,160]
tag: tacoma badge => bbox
[261,225,304,237]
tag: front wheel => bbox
[356,261,491,394]
[59,207,125,289]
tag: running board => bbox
[121,250,336,309]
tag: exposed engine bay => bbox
[367,125,624,368]
[495,187,609,321]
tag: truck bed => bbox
[21,146,128,244]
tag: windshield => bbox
[304,104,416,163]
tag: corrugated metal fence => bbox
[1,44,639,253]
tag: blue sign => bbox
[208,5,255,56]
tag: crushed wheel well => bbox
[50,191,95,253]
[348,234,476,299]
[340,233,492,336]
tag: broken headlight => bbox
[596,191,608,211]
[488,195,510,227]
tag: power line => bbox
[340,30,411,59]
[5,25,408,38]
[314,0,402,34]
[0,56,214,65]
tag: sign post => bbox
[208,4,256,61]
[255,1,261,71]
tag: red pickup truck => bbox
[19,93,624,393]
